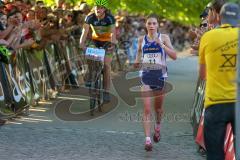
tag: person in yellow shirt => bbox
[199,3,239,160]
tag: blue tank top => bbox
[141,33,167,77]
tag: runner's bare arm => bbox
[134,36,143,66]
[199,38,206,80]
[162,34,177,60]
[79,23,90,49]
[199,64,206,80]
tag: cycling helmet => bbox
[95,0,109,8]
[0,45,11,64]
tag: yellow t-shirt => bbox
[199,24,238,108]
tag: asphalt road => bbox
[0,56,205,160]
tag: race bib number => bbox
[142,53,165,70]
[85,48,105,62]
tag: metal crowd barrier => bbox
[0,38,86,118]
[190,77,206,138]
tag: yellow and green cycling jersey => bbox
[85,12,115,42]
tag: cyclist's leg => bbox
[103,55,112,91]
[84,41,99,115]
[85,41,97,87]
[103,43,113,102]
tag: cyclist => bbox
[79,0,117,103]
[134,14,177,151]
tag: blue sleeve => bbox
[85,14,93,24]
[107,14,116,25]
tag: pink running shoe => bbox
[145,140,153,151]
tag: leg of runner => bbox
[142,85,153,151]
[153,94,164,142]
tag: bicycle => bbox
[84,42,116,116]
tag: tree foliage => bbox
[43,0,239,25]
[83,0,212,25]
